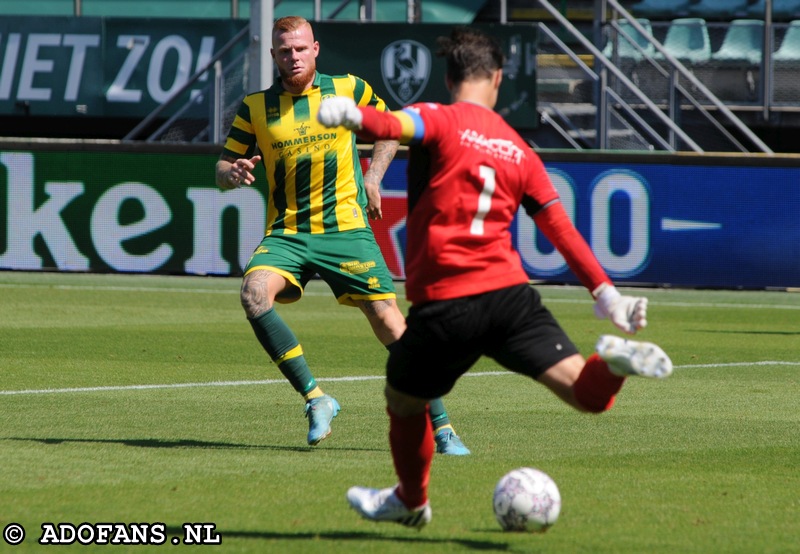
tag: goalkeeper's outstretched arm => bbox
[317,97,424,144]
[532,200,648,334]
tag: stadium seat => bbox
[630,0,696,19]
[711,19,764,65]
[747,0,800,20]
[773,20,800,62]
[772,20,800,102]
[653,17,712,64]
[689,0,751,20]
[603,18,655,62]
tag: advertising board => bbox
[0,17,537,128]
[1,146,797,289]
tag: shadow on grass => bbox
[164,526,510,551]
[5,437,382,453]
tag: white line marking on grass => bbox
[543,298,800,310]
[0,379,290,396]
[673,361,800,369]
[1,364,797,396]
[1,283,798,308]
[0,283,332,297]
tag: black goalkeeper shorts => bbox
[387,283,580,399]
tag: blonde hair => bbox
[273,15,311,35]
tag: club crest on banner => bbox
[381,40,431,106]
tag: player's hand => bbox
[592,283,648,334]
[318,97,363,130]
[228,155,261,188]
[364,180,382,220]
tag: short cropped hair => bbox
[273,15,311,35]
[436,26,505,84]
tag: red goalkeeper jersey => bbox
[358,101,610,304]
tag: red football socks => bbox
[388,407,434,509]
[573,353,626,413]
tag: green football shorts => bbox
[244,227,397,307]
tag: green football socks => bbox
[249,307,317,395]
[428,397,451,430]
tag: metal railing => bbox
[122,26,249,142]
[535,0,773,153]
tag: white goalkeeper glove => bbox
[317,96,363,130]
[592,283,648,334]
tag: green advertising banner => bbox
[0,16,245,118]
[0,17,536,128]
[312,22,538,128]
[0,146,259,274]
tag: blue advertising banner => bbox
[370,155,800,289]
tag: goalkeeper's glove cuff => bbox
[592,282,620,320]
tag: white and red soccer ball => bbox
[493,467,561,532]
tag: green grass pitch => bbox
[1,271,798,553]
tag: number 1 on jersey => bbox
[470,165,496,235]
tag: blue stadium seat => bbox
[630,0,696,19]
[747,0,800,20]
[603,18,655,62]
[653,17,712,64]
[711,19,764,64]
[773,20,800,62]
[689,0,751,19]
[772,20,800,102]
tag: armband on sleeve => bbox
[358,107,425,144]
[358,107,404,142]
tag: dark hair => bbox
[436,26,504,84]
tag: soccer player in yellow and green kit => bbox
[215,15,469,454]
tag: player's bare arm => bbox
[216,154,262,190]
[362,139,399,220]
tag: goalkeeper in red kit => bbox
[317,26,673,529]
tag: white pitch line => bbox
[0,283,331,297]
[1,364,797,396]
[541,298,800,310]
[671,361,800,369]
[0,283,798,308]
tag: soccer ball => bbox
[493,467,561,532]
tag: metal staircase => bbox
[532,0,773,153]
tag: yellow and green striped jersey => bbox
[222,72,388,235]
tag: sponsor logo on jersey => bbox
[295,122,310,136]
[270,132,336,150]
[459,129,525,164]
